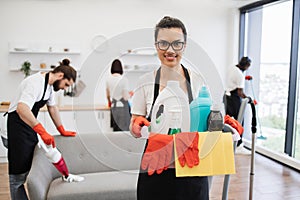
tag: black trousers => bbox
[224,93,243,146]
[137,168,209,200]
[224,94,241,120]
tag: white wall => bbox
[0,0,249,105]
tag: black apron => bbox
[137,65,209,200]
[110,98,131,131]
[7,73,50,174]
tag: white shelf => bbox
[122,52,156,56]
[10,67,79,72]
[8,42,82,73]
[10,68,55,72]
[9,50,80,55]
[120,47,157,57]
[124,69,153,73]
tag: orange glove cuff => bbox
[33,123,56,147]
[134,116,150,127]
[57,125,65,134]
[33,123,47,134]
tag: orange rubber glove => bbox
[253,99,258,105]
[141,133,174,175]
[57,125,76,137]
[224,115,244,135]
[33,123,55,147]
[129,91,134,97]
[245,75,253,80]
[174,132,199,168]
[131,116,150,138]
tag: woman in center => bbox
[129,16,209,200]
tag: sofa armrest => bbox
[27,145,61,200]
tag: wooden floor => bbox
[0,153,300,200]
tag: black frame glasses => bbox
[155,40,185,51]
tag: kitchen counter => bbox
[0,104,110,112]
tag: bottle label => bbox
[168,128,181,135]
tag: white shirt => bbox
[131,69,203,118]
[225,65,245,95]
[106,74,130,101]
[8,72,55,112]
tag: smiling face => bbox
[155,28,186,68]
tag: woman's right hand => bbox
[130,116,150,138]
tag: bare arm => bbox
[47,105,62,128]
[16,102,39,127]
[237,88,247,98]
[122,89,130,101]
[106,88,111,106]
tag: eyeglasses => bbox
[155,40,185,51]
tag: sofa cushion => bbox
[54,133,146,174]
[47,170,139,200]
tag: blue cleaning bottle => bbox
[190,85,212,132]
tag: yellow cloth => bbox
[174,131,235,177]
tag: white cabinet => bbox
[74,110,112,134]
[98,110,112,132]
[43,111,76,135]
[39,110,111,135]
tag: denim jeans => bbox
[9,171,29,200]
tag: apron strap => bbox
[182,64,193,104]
[40,73,49,101]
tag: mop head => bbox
[257,135,267,140]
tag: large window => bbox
[240,0,300,167]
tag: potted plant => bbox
[20,60,31,77]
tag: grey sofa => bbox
[27,132,146,200]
